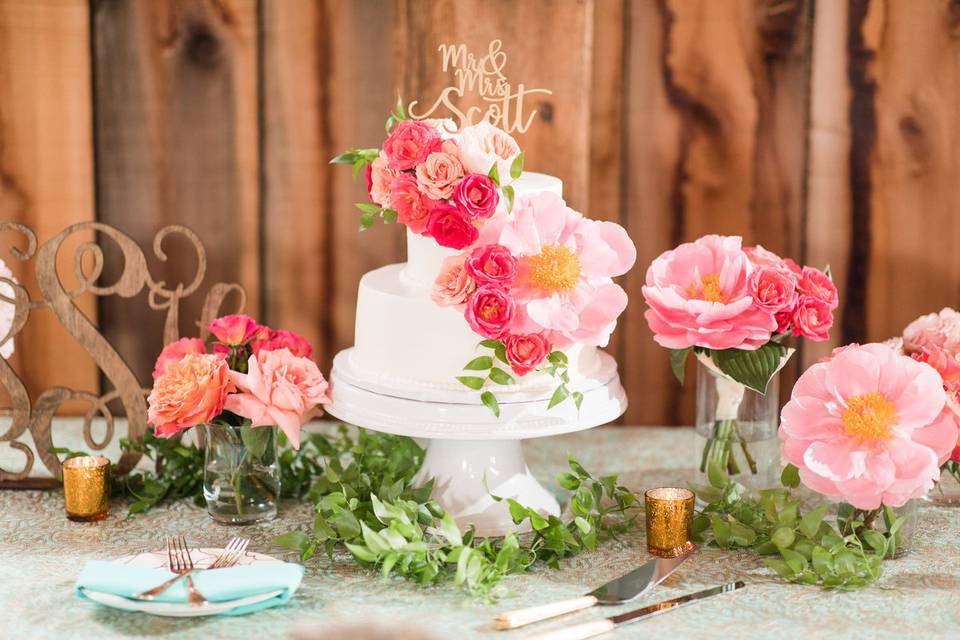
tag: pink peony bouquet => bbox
[335,104,637,415]
[147,314,330,449]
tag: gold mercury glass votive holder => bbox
[645,487,696,558]
[62,456,110,522]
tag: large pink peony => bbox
[476,192,635,348]
[224,348,330,449]
[152,337,206,380]
[148,353,231,438]
[643,235,777,350]
[780,343,958,509]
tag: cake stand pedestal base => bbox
[411,438,559,537]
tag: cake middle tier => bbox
[352,263,603,392]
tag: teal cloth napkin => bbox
[75,560,304,616]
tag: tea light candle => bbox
[644,487,695,557]
[62,456,110,522]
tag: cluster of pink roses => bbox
[147,314,329,449]
[431,192,636,376]
[643,235,837,351]
[367,119,520,250]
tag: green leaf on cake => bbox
[355,203,382,214]
[463,356,493,371]
[330,148,380,166]
[547,384,569,409]
[711,342,791,394]
[502,185,515,213]
[456,376,486,390]
[480,391,500,418]
[510,152,524,180]
[572,391,584,410]
[480,339,501,349]
[494,343,508,364]
[394,94,407,120]
[669,348,691,385]
[358,212,376,231]
[382,208,398,224]
[487,162,501,188]
[488,368,515,386]
[547,351,568,366]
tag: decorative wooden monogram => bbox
[408,39,553,134]
[0,222,245,486]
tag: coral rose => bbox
[152,337,206,380]
[790,295,833,341]
[252,329,313,358]
[383,120,439,171]
[453,174,499,219]
[432,254,476,307]
[780,343,956,509]
[457,121,521,181]
[748,266,796,314]
[642,235,776,351]
[426,205,479,250]
[224,348,330,449]
[797,267,839,310]
[465,244,517,286]
[209,314,266,346]
[367,151,398,208]
[903,307,960,354]
[415,140,464,200]
[148,353,230,438]
[465,285,514,339]
[390,174,433,234]
[504,333,551,376]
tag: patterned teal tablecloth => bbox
[1,426,958,639]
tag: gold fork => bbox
[135,536,250,605]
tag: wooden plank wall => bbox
[1,0,958,426]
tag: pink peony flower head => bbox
[252,329,313,358]
[780,343,957,509]
[383,120,439,171]
[903,307,960,354]
[432,254,476,307]
[464,244,517,286]
[465,284,514,339]
[642,235,777,351]
[426,205,478,250]
[148,353,231,438]
[477,192,635,348]
[389,174,433,234]
[152,337,206,380]
[504,333,551,376]
[208,314,266,346]
[453,174,499,219]
[224,348,330,449]
[457,121,521,181]
[415,140,464,200]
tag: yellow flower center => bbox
[688,273,726,303]
[525,245,581,293]
[841,392,897,444]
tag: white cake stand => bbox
[324,349,627,537]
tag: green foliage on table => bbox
[692,462,900,591]
[275,427,638,600]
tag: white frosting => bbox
[400,172,563,289]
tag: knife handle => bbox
[494,595,598,630]
[522,619,616,640]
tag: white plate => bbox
[81,546,285,618]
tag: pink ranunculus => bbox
[390,174,433,234]
[457,121,521,181]
[453,174,499,219]
[642,235,776,351]
[749,266,796,314]
[208,314,266,346]
[903,307,960,354]
[798,266,839,309]
[382,119,439,171]
[426,205,479,250]
[415,140,464,200]
[780,343,955,509]
[148,353,230,438]
[367,151,399,208]
[465,285,514,339]
[504,333,551,376]
[152,337,206,380]
[252,329,313,358]
[465,244,518,286]
[791,295,833,341]
[476,192,635,348]
[432,254,476,307]
[224,348,330,449]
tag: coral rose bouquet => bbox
[147,314,329,523]
[642,235,837,481]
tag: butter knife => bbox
[494,550,694,630]
[523,581,747,640]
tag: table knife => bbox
[494,549,694,630]
[524,581,746,640]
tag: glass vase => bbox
[694,361,781,491]
[835,500,918,559]
[924,462,960,506]
[202,423,280,524]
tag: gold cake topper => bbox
[408,40,553,134]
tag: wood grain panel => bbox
[620,0,812,425]
[0,0,98,412]
[92,0,260,384]
[853,0,960,343]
